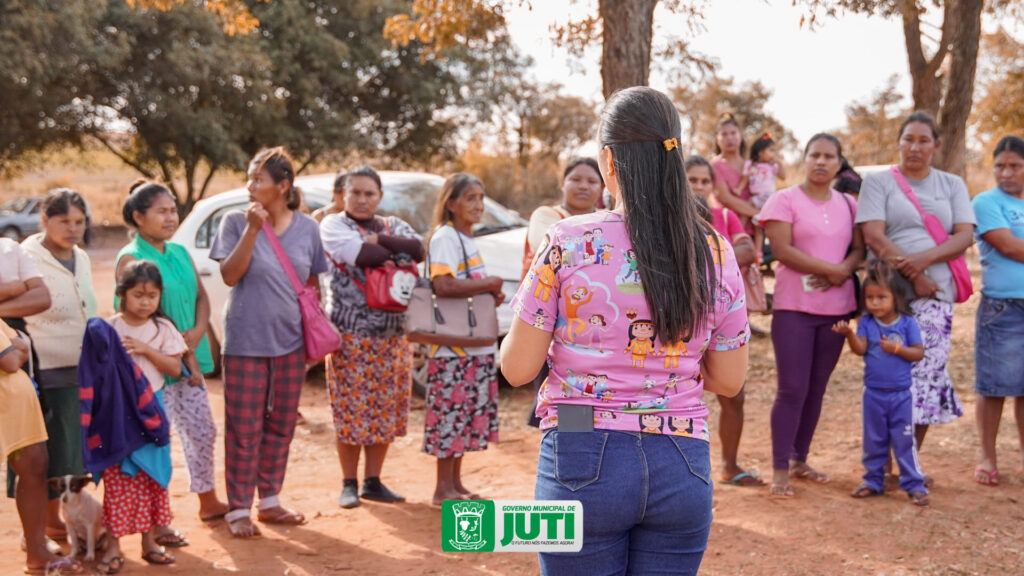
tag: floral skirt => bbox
[102,465,170,539]
[326,333,411,445]
[422,355,499,458]
[910,299,963,425]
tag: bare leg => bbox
[362,444,389,479]
[1014,397,1024,472]
[336,441,361,481]
[10,443,75,572]
[432,458,462,505]
[976,395,1004,475]
[45,499,66,540]
[914,424,929,450]
[451,456,479,499]
[717,390,761,484]
[198,490,229,521]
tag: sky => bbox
[504,0,915,148]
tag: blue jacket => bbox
[78,318,169,476]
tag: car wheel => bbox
[1,226,20,241]
[411,343,428,398]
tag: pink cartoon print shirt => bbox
[510,211,750,441]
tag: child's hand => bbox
[121,336,150,357]
[879,336,901,355]
[831,320,852,335]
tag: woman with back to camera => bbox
[970,135,1024,487]
[319,165,424,508]
[501,87,749,575]
[21,189,97,541]
[210,147,329,538]
[759,134,864,498]
[856,112,975,480]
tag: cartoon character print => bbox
[583,314,611,352]
[639,413,664,434]
[595,409,618,424]
[623,310,655,368]
[627,396,668,411]
[591,228,611,265]
[668,416,694,438]
[640,374,657,395]
[616,248,642,286]
[660,339,687,369]
[582,231,596,264]
[665,373,680,396]
[592,374,611,400]
[561,283,594,342]
[531,244,562,302]
[531,308,548,330]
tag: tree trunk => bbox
[935,0,982,177]
[599,0,659,99]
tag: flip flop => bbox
[909,490,930,507]
[142,549,176,565]
[201,512,227,522]
[95,556,124,575]
[850,483,884,498]
[153,529,189,548]
[257,507,306,526]
[721,471,766,487]
[23,556,82,575]
[974,467,999,487]
[791,468,829,484]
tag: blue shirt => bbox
[973,187,1024,299]
[857,314,922,390]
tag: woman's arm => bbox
[730,234,756,268]
[893,223,974,278]
[220,205,267,287]
[714,180,759,218]
[700,347,748,397]
[0,277,50,317]
[0,339,28,372]
[184,256,211,351]
[764,221,848,277]
[432,274,504,302]
[378,235,425,262]
[499,317,554,387]
[979,229,1024,263]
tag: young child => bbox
[90,261,188,573]
[832,260,929,506]
[740,134,785,260]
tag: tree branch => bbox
[90,134,155,179]
[923,0,952,78]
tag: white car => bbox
[173,171,527,355]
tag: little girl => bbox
[89,261,188,573]
[740,134,785,259]
[832,260,929,506]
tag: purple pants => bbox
[770,310,847,470]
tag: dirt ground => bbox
[3,236,1024,575]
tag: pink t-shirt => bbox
[511,211,750,440]
[711,158,750,201]
[758,186,857,316]
[108,315,187,392]
[711,207,747,245]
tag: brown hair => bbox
[428,173,484,242]
[861,259,914,317]
[250,147,301,210]
[898,111,940,142]
[714,113,747,156]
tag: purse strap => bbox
[890,166,949,244]
[328,214,395,293]
[426,222,473,281]
[261,220,305,296]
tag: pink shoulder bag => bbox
[889,166,973,303]
[262,220,341,362]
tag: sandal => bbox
[909,490,930,507]
[721,471,766,487]
[23,556,82,575]
[974,466,999,487]
[257,506,306,526]
[153,529,189,548]
[769,483,794,499]
[228,517,262,538]
[791,466,829,484]
[95,556,124,575]
[850,483,883,499]
[142,548,176,565]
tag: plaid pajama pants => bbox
[223,349,305,512]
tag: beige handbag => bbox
[405,225,498,347]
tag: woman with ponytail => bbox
[501,87,749,575]
[210,147,329,538]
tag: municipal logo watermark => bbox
[441,500,583,552]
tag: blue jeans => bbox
[535,430,712,576]
[975,295,1024,397]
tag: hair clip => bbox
[663,138,678,151]
[721,112,733,119]
[761,132,773,140]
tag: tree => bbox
[972,29,1024,152]
[794,0,1020,177]
[835,76,907,167]
[670,76,797,159]
[383,0,714,99]
[127,0,267,35]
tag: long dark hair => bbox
[250,147,301,210]
[861,259,913,317]
[428,173,484,243]
[115,260,170,327]
[600,87,716,345]
[749,133,775,163]
[714,113,747,156]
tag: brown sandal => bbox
[850,483,883,498]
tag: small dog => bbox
[49,474,105,561]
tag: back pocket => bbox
[666,435,712,485]
[553,431,609,491]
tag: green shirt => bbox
[116,236,213,377]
